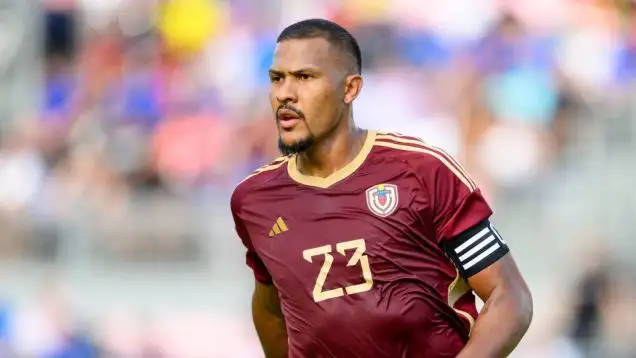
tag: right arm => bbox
[252,281,288,358]
[231,190,288,357]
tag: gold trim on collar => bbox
[287,130,377,188]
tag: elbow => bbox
[516,286,534,332]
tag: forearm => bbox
[252,292,288,358]
[458,287,533,358]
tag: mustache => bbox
[276,104,304,119]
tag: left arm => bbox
[412,147,533,357]
[442,220,534,358]
[457,254,533,358]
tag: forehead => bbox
[272,37,337,71]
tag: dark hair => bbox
[277,18,362,74]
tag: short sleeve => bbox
[418,151,493,243]
[231,191,273,284]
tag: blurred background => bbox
[0,0,635,356]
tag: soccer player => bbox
[230,19,533,358]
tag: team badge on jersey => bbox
[366,184,399,217]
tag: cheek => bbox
[315,96,339,129]
[302,87,336,122]
[269,90,278,109]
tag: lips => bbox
[277,109,302,130]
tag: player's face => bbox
[269,38,348,154]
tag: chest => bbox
[241,173,437,301]
[245,174,420,253]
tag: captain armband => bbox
[442,220,510,278]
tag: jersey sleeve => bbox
[420,149,510,278]
[413,149,509,277]
[230,189,273,284]
[420,153,492,243]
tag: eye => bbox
[270,75,282,83]
[298,73,312,81]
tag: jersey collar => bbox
[287,130,377,189]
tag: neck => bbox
[296,120,367,179]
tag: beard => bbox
[278,135,315,155]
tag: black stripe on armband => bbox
[442,220,510,278]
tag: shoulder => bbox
[231,156,291,214]
[372,131,476,192]
[373,131,456,166]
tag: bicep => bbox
[441,220,529,302]
[252,281,288,358]
[467,253,527,302]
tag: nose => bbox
[275,78,298,104]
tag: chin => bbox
[278,133,315,155]
[280,129,309,144]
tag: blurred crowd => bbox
[0,0,635,356]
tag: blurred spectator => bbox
[558,242,636,358]
[44,0,76,61]
[43,55,77,124]
[556,1,621,94]
[471,13,560,190]
[613,1,636,91]
[151,110,234,191]
[0,124,46,215]
[567,251,612,353]
[11,277,98,357]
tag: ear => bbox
[343,74,363,104]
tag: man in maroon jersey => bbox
[230,19,533,358]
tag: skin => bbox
[252,36,533,358]
[253,281,288,358]
[459,254,534,358]
[268,37,365,176]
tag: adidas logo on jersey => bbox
[269,217,289,237]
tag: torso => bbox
[235,131,479,358]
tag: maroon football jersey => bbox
[231,131,493,358]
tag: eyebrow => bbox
[268,67,321,76]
